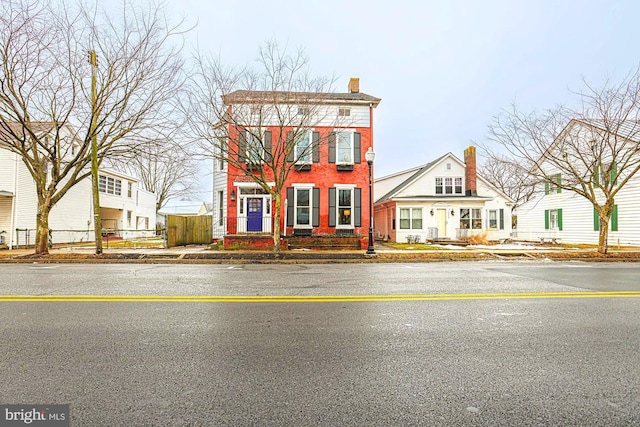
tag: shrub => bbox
[467,232,489,245]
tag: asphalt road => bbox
[0,262,639,426]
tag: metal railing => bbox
[456,228,469,241]
[213,216,274,239]
[427,227,438,240]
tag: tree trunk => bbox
[598,218,609,255]
[35,202,52,255]
[597,201,614,255]
[272,192,282,254]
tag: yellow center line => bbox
[0,291,639,303]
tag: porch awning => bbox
[0,190,14,197]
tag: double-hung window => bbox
[338,188,353,226]
[488,210,498,229]
[246,132,263,164]
[399,208,423,230]
[295,187,312,227]
[336,132,353,165]
[295,131,312,165]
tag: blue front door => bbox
[247,198,263,232]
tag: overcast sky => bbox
[162,0,640,206]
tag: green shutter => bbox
[557,208,563,231]
[611,205,618,231]
[556,173,562,193]
[544,180,549,195]
[593,208,599,231]
[544,210,549,230]
[610,162,618,186]
[499,209,504,230]
[593,166,600,188]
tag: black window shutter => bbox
[264,131,272,162]
[312,188,320,227]
[238,130,247,163]
[328,188,336,227]
[354,188,362,227]
[354,133,361,164]
[499,208,504,230]
[312,132,320,163]
[286,187,294,227]
[286,131,294,162]
[328,132,336,163]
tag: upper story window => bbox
[338,107,351,117]
[246,131,263,164]
[98,175,122,196]
[435,177,463,195]
[295,131,312,165]
[298,107,310,116]
[337,132,354,165]
[127,182,133,198]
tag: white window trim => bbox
[399,207,423,230]
[488,209,498,229]
[436,176,463,195]
[246,129,265,164]
[334,128,355,165]
[294,186,314,229]
[295,130,313,165]
[334,184,356,229]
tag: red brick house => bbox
[219,78,381,248]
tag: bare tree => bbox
[477,152,537,212]
[107,135,199,212]
[0,0,187,254]
[188,41,342,253]
[484,68,640,254]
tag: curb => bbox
[1,251,640,264]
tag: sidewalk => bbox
[1,243,639,263]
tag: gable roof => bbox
[222,90,381,107]
[375,152,514,204]
[375,153,451,203]
[541,118,640,166]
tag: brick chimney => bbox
[464,146,477,196]
[348,77,360,93]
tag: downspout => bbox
[283,198,287,237]
[9,152,19,249]
[369,103,374,236]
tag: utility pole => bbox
[88,50,103,254]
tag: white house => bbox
[97,169,157,240]
[515,119,640,246]
[374,146,514,243]
[0,125,156,248]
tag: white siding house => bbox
[374,146,514,243]
[0,148,94,247]
[0,150,157,249]
[98,169,157,240]
[515,120,640,246]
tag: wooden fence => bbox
[166,215,212,247]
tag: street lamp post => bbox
[365,147,376,255]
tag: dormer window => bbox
[436,177,463,195]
